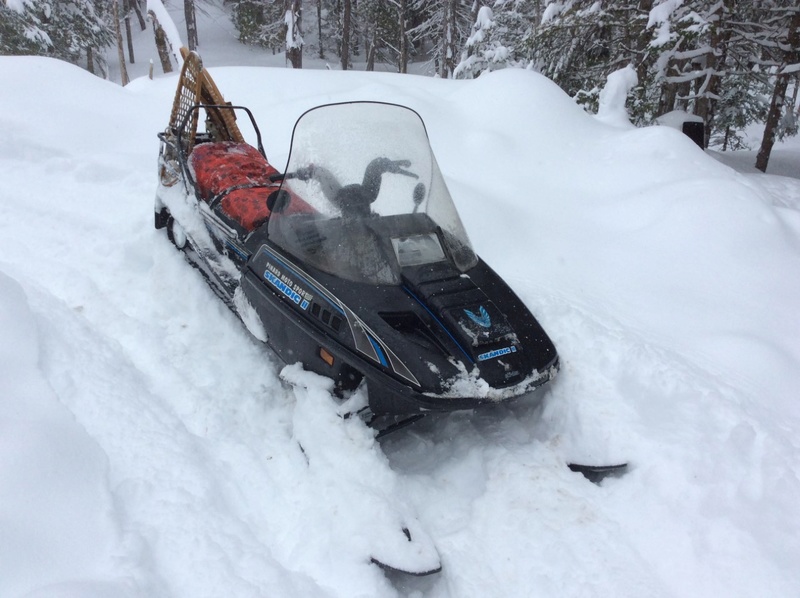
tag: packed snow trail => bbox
[1,56,799,597]
[280,365,440,577]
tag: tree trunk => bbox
[398,0,408,74]
[185,0,198,51]
[286,0,303,69]
[441,0,457,78]
[340,0,351,70]
[149,10,174,74]
[755,9,800,173]
[351,0,359,57]
[756,73,789,173]
[124,0,135,63]
[692,0,732,148]
[633,0,653,86]
[87,46,94,75]
[317,0,324,59]
[114,0,130,85]
[132,0,147,31]
[366,29,376,71]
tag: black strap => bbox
[207,182,276,210]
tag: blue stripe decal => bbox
[261,247,345,316]
[225,241,249,261]
[402,286,474,365]
[368,336,389,367]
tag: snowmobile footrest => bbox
[375,414,426,439]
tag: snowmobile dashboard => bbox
[267,211,467,286]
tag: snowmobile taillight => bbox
[319,347,335,367]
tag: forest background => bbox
[1,0,798,173]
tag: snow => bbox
[2,4,800,597]
[5,0,29,13]
[0,272,132,598]
[473,6,494,36]
[284,9,304,52]
[647,0,684,47]
[655,109,705,129]
[541,1,565,25]
[596,65,638,127]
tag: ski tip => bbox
[568,462,628,484]
[370,525,442,578]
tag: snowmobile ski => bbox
[568,462,628,484]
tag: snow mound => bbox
[0,272,134,597]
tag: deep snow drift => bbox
[1,55,800,598]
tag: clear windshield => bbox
[267,102,477,285]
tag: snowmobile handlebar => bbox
[275,158,421,218]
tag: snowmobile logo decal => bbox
[259,246,420,387]
[464,306,491,328]
[477,345,517,362]
[263,265,312,310]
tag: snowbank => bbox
[0,273,133,597]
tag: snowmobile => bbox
[154,50,560,437]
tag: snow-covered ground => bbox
[2,3,800,598]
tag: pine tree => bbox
[231,0,286,50]
[412,0,473,78]
[0,1,51,56]
[451,0,798,157]
[747,1,800,171]
[454,4,537,79]
[358,0,413,72]
[0,0,113,75]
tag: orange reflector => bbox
[319,347,335,367]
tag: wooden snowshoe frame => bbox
[167,47,244,156]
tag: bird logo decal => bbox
[464,305,491,328]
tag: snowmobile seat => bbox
[189,141,281,231]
